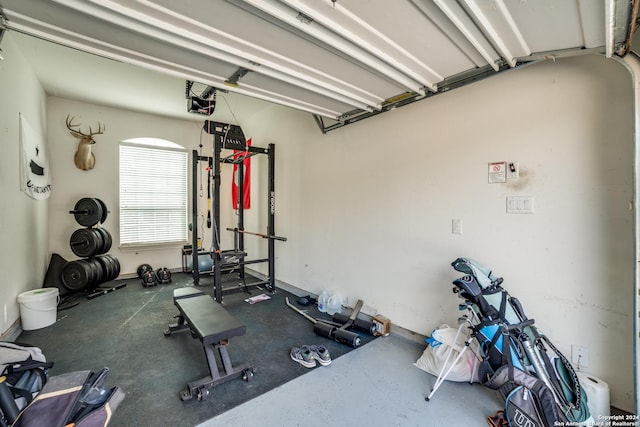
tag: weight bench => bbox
[164,287,255,401]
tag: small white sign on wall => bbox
[488,161,506,183]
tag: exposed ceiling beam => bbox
[50,0,382,114]
[277,0,439,92]
[432,0,500,71]
[459,0,530,68]
[0,0,634,132]
[238,0,428,97]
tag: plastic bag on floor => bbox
[413,324,478,383]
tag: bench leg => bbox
[163,313,190,336]
[218,344,235,377]
[180,342,255,401]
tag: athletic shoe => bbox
[290,345,316,368]
[309,345,332,366]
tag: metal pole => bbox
[191,150,199,286]
[213,136,222,302]
[267,143,276,292]
[617,51,640,414]
[238,156,245,283]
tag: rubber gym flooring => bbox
[17,272,375,426]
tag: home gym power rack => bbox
[189,120,286,303]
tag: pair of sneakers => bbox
[290,345,331,368]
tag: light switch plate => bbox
[452,219,462,234]
[506,196,534,214]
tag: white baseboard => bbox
[0,319,22,342]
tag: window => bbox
[119,140,188,246]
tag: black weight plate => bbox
[95,256,111,283]
[106,255,117,281]
[61,260,93,291]
[86,258,103,289]
[73,198,103,227]
[106,255,120,280]
[91,229,104,257]
[93,257,105,285]
[95,228,111,254]
[70,228,101,258]
[93,228,106,255]
[83,258,97,290]
[96,198,109,224]
[104,255,116,282]
[111,255,121,279]
[103,229,112,253]
[107,256,117,281]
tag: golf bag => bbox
[449,258,592,427]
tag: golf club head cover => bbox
[453,275,482,297]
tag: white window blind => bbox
[119,144,188,246]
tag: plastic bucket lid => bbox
[18,288,59,303]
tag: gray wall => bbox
[0,34,49,337]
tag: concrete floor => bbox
[199,334,504,427]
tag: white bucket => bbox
[577,372,610,421]
[17,288,59,330]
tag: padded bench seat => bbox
[164,287,254,401]
[175,294,246,345]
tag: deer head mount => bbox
[66,115,105,171]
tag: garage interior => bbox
[0,0,638,425]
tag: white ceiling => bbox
[0,0,636,132]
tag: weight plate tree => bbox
[63,197,121,293]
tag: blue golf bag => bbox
[449,258,592,427]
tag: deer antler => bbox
[65,115,105,137]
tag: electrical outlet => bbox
[571,345,589,368]
[452,219,462,234]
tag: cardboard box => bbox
[372,315,391,337]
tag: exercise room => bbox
[0,1,637,426]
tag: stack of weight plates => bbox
[62,197,121,292]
